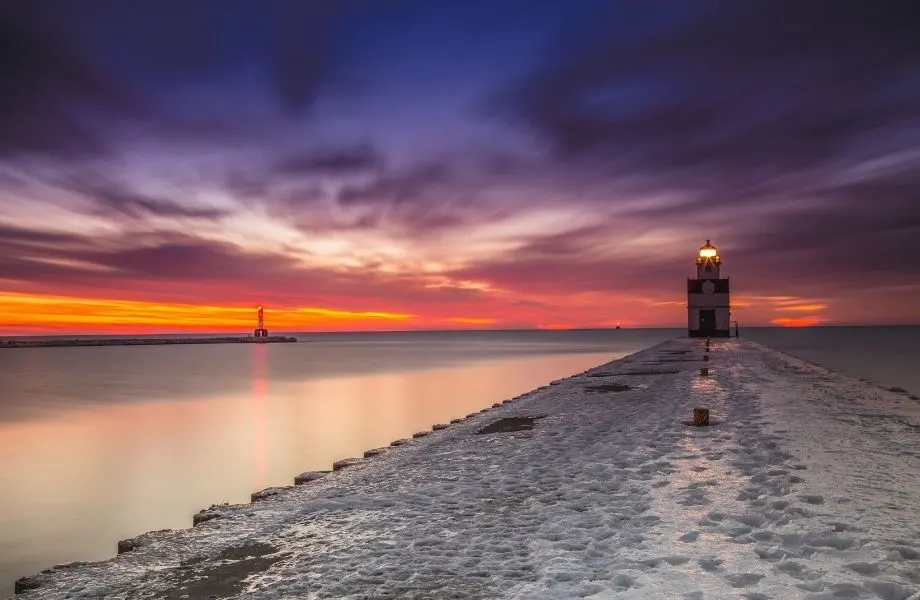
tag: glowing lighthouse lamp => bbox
[253,305,269,338]
[687,240,731,338]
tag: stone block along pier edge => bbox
[11,338,920,599]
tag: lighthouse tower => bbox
[253,305,269,338]
[687,240,731,337]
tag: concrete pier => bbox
[11,338,920,599]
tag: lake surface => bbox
[742,326,920,396]
[0,328,679,594]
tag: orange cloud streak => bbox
[773,303,829,312]
[446,317,498,325]
[770,316,829,327]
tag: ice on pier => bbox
[14,339,920,599]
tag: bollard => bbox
[703,355,710,361]
[14,577,41,594]
[294,471,330,485]
[332,458,361,471]
[700,367,709,376]
[693,408,710,426]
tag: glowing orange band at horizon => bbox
[0,292,415,334]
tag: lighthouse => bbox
[253,305,269,338]
[687,240,731,337]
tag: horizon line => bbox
[3,323,919,339]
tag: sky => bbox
[2,0,919,334]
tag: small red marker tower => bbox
[254,305,269,338]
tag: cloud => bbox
[337,162,453,206]
[0,224,90,247]
[495,1,920,187]
[0,5,144,160]
[276,143,384,177]
[57,174,230,221]
[0,1,371,163]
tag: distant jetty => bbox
[0,336,298,349]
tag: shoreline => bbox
[11,338,920,598]
[0,336,298,349]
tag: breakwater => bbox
[11,338,920,599]
[0,336,298,349]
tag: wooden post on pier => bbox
[693,408,710,426]
[700,367,709,376]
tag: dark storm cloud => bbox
[81,240,298,281]
[0,5,141,159]
[56,174,229,220]
[0,232,302,293]
[88,0,360,114]
[330,160,518,236]
[338,162,453,206]
[0,225,88,247]
[499,0,920,180]
[222,143,383,211]
[730,171,920,284]
[446,224,685,297]
[0,1,367,161]
[276,143,384,177]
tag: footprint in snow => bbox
[798,494,825,505]
[724,572,765,588]
[698,557,724,572]
[679,531,700,543]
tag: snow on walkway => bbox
[13,339,920,600]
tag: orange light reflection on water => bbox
[251,344,268,491]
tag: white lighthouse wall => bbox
[715,306,731,330]
[688,308,699,330]
[696,264,721,279]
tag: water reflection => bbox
[251,344,268,491]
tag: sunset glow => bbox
[1,1,918,334]
[771,316,830,328]
[0,293,414,335]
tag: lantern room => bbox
[695,240,721,279]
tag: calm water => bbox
[743,326,920,396]
[0,329,678,594]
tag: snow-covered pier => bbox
[12,338,920,599]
